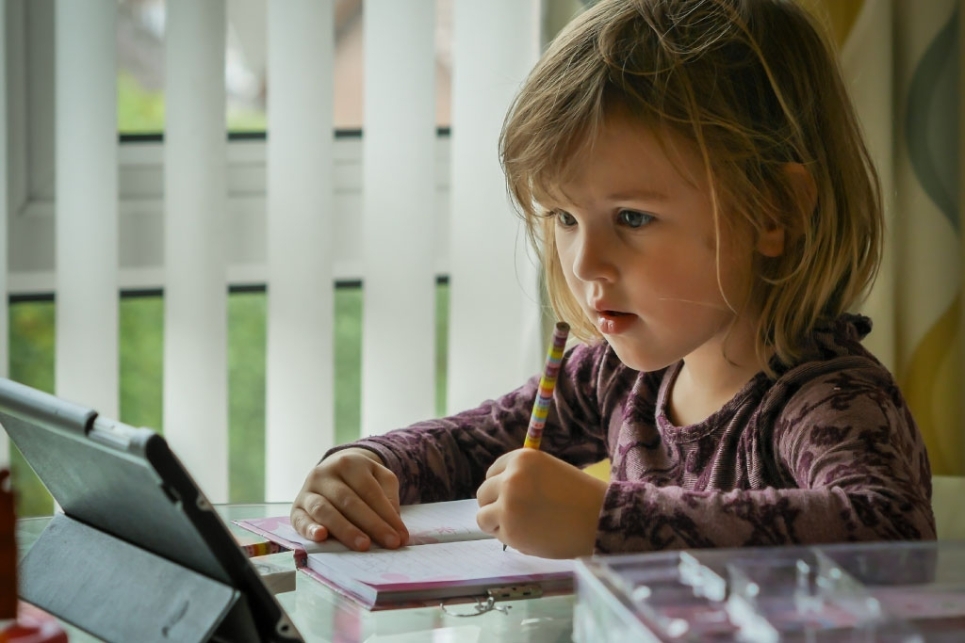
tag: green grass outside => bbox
[8,284,449,515]
[8,301,55,517]
[118,70,267,134]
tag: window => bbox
[117,0,453,134]
[9,283,450,515]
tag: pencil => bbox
[504,321,570,551]
[523,321,570,450]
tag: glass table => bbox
[16,504,575,643]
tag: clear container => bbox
[573,541,965,642]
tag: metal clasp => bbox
[439,584,544,617]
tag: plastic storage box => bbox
[573,541,965,642]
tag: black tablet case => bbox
[0,377,304,643]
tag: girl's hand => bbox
[290,448,409,551]
[475,449,607,558]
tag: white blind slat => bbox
[163,0,229,503]
[54,0,118,418]
[265,0,336,502]
[361,0,437,436]
[447,0,542,414]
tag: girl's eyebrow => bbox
[605,188,670,201]
[542,187,670,211]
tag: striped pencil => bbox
[523,321,570,450]
[503,322,570,552]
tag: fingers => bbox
[302,491,379,551]
[475,505,500,538]
[334,467,407,548]
[474,477,502,538]
[291,453,408,551]
[476,476,498,508]
[370,466,409,543]
[485,451,512,479]
[290,505,327,541]
[478,450,510,539]
[475,449,544,549]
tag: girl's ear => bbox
[756,222,785,258]
[755,162,816,258]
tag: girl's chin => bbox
[606,342,672,374]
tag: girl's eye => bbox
[618,209,654,228]
[555,210,577,227]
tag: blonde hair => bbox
[500,0,882,375]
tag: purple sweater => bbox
[332,314,935,553]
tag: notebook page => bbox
[241,499,488,554]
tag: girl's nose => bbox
[571,229,617,283]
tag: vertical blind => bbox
[265,0,336,502]
[162,0,230,503]
[360,0,437,438]
[6,0,545,503]
[54,0,119,421]
[448,0,543,413]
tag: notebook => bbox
[237,499,574,610]
[0,377,304,643]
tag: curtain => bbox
[824,0,964,476]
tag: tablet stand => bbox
[19,513,260,643]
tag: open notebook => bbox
[236,499,574,610]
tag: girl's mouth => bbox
[596,310,636,335]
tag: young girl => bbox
[291,0,935,558]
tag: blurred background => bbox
[3,0,962,516]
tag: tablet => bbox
[0,377,304,643]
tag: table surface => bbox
[16,503,576,643]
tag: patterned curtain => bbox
[817,0,964,476]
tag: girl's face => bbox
[550,113,757,375]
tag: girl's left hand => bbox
[475,448,607,559]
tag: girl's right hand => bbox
[289,448,409,551]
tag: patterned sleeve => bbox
[595,362,936,553]
[324,341,617,504]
